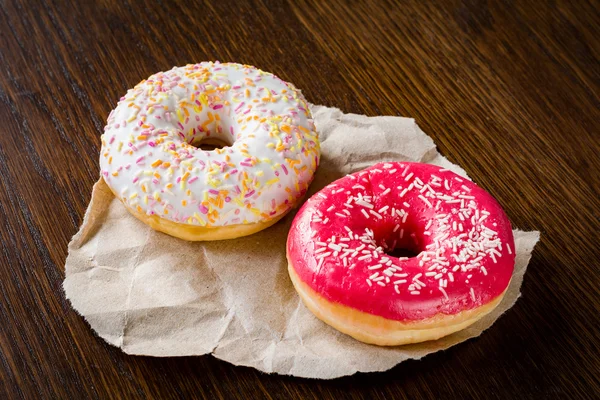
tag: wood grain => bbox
[0,0,599,398]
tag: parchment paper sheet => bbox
[64,105,540,379]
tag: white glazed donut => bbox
[100,62,320,240]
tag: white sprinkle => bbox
[394,279,407,284]
[328,243,342,252]
[335,212,347,218]
[378,205,390,213]
[402,213,408,223]
[419,195,433,207]
[394,285,401,294]
[405,172,414,181]
[369,272,380,280]
[439,287,449,300]
[401,166,409,176]
[366,279,372,287]
[382,188,391,196]
[425,220,433,230]
[361,209,370,219]
[453,221,457,231]
[410,291,420,295]
[356,199,374,209]
[399,188,409,197]
[470,288,476,302]
[425,272,436,277]
[368,264,383,270]
[444,198,461,204]
[369,210,383,219]
[316,252,332,260]
[342,258,348,267]
[379,184,386,190]
[311,231,318,238]
[357,254,371,261]
[317,193,327,199]
[481,266,488,275]
[316,257,324,270]
[393,224,400,232]
[455,177,463,182]
[315,247,327,254]
[413,273,423,280]
[400,229,404,238]
[377,281,386,287]
[461,185,471,192]
[434,273,443,279]
[352,184,366,190]
[322,217,329,224]
[448,272,454,282]
[507,244,513,255]
[326,205,335,212]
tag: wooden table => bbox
[1,0,598,398]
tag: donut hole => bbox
[374,222,424,260]
[193,137,233,151]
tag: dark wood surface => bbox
[1,0,599,398]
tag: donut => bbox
[100,62,320,241]
[287,162,515,346]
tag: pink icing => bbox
[287,162,515,321]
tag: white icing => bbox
[100,62,320,227]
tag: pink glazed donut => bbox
[286,162,515,346]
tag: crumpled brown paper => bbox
[64,105,540,379]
